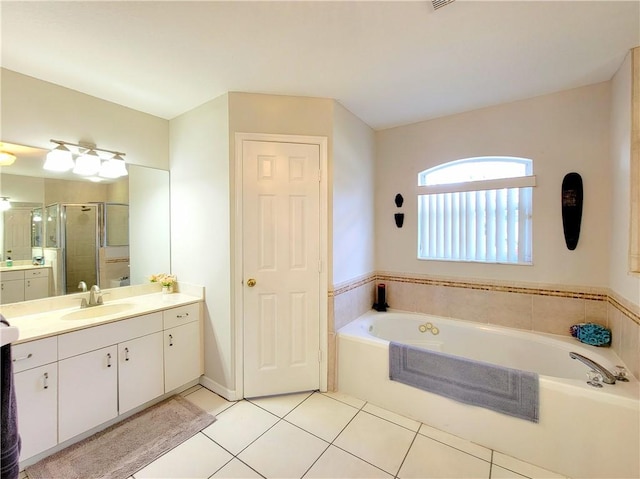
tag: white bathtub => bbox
[337,310,639,479]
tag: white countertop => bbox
[1,264,51,273]
[5,292,202,344]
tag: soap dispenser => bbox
[6,250,12,267]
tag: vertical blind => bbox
[418,187,532,264]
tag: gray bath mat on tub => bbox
[389,341,539,422]
[26,394,216,479]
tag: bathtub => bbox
[337,310,639,479]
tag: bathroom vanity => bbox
[4,286,203,463]
[0,265,51,304]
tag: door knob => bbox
[247,278,257,287]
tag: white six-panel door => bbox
[242,140,321,398]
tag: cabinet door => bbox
[24,276,49,300]
[58,345,118,443]
[164,322,201,392]
[14,364,58,461]
[118,332,164,414]
[1,279,24,304]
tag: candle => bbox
[378,284,386,306]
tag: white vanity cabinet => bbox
[12,337,58,461]
[1,268,50,304]
[118,331,164,414]
[24,269,50,301]
[58,345,118,442]
[1,270,25,304]
[11,297,203,462]
[57,312,163,442]
[163,303,202,392]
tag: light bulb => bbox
[44,144,74,172]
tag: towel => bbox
[1,316,21,479]
[389,341,539,423]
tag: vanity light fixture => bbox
[0,151,17,166]
[99,153,128,179]
[44,139,128,179]
[0,197,11,211]
[73,149,101,176]
[44,142,74,172]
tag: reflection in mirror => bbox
[0,142,170,305]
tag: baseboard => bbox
[199,375,238,401]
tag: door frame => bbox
[233,132,329,400]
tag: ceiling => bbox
[1,1,639,130]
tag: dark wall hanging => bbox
[561,172,583,250]
[394,193,404,228]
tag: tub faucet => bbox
[88,285,103,307]
[569,352,616,385]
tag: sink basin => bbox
[61,303,136,321]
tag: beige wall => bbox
[170,93,232,393]
[1,69,169,169]
[332,102,376,285]
[375,82,612,287]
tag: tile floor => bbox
[131,386,567,479]
[20,385,567,479]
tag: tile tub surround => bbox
[329,272,640,382]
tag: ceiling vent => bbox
[432,0,455,11]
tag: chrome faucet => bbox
[570,352,617,385]
[88,285,104,307]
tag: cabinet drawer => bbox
[163,303,200,329]
[12,337,58,373]
[25,268,49,279]
[1,270,24,281]
[58,312,163,359]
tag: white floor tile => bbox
[248,391,313,418]
[184,387,235,416]
[362,403,421,432]
[134,432,233,479]
[238,420,329,479]
[321,391,366,409]
[492,453,567,479]
[202,400,279,454]
[212,458,263,478]
[398,434,491,479]
[333,411,415,476]
[304,445,392,479]
[419,423,492,461]
[285,392,359,441]
[491,465,529,478]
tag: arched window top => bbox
[418,156,533,186]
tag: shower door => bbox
[62,204,99,294]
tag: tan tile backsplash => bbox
[329,271,640,383]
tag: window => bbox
[417,157,535,264]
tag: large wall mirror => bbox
[0,142,170,304]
